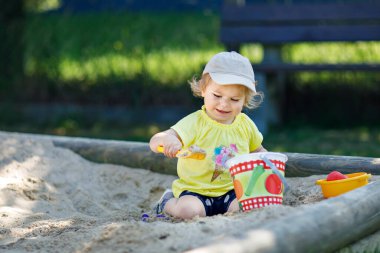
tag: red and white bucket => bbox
[226,152,288,212]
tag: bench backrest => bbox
[221,3,380,45]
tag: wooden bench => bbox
[220,2,380,133]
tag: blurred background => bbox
[1,0,380,157]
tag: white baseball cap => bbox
[203,51,256,92]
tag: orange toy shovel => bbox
[157,145,206,160]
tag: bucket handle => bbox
[261,155,289,193]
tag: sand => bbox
[0,131,379,253]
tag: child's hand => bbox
[161,141,182,158]
[149,129,183,158]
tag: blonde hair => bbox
[189,73,263,109]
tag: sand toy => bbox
[316,172,371,198]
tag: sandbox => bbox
[1,131,380,253]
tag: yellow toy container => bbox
[316,172,371,198]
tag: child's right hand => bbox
[159,141,182,158]
[149,129,183,158]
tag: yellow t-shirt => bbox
[171,106,263,197]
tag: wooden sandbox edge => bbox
[2,131,379,177]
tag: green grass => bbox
[24,11,223,87]
[265,126,380,157]
[3,10,379,158]
[23,11,380,89]
[0,121,163,143]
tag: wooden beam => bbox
[51,135,177,175]
[285,152,380,177]
[252,63,380,72]
[7,132,380,177]
[186,180,380,253]
[221,25,380,44]
[221,3,380,23]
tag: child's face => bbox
[201,79,246,124]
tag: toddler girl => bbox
[149,51,267,219]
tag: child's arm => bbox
[149,129,183,158]
[252,145,267,153]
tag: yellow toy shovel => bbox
[157,145,206,160]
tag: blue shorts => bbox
[179,190,236,216]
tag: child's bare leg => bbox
[227,198,240,213]
[164,195,206,219]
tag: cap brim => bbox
[209,73,256,92]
